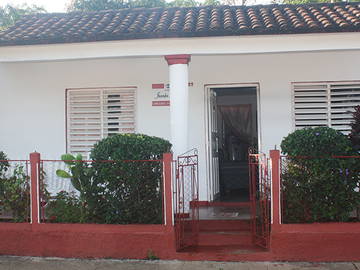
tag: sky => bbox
[0,0,269,12]
[0,0,69,12]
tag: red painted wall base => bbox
[0,223,176,259]
[1,222,360,262]
[271,223,360,262]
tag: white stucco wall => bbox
[1,50,360,200]
[0,57,170,159]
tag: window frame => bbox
[65,86,137,155]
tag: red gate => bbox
[173,149,199,251]
[249,152,271,249]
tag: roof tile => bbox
[1,2,360,46]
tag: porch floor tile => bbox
[199,206,251,220]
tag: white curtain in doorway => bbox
[219,104,252,142]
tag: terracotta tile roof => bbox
[1,2,360,46]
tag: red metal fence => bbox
[173,149,199,251]
[248,152,271,249]
[0,160,30,223]
[1,152,174,226]
[39,158,165,224]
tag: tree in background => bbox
[222,0,248,6]
[67,0,127,11]
[203,0,222,5]
[274,0,357,4]
[165,0,221,7]
[0,4,45,30]
[67,0,222,11]
[69,0,360,10]
[128,0,166,8]
[166,0,199,7]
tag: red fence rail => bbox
[1,152,174,227]
[39,158,165,224]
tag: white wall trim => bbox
[0,32,360,62]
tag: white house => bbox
[0,2,360,202]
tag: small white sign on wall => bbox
[151,83,193,106]
[152,83,170,106]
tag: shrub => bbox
[281,126,354,157]
[0,152,30,222]
[0,151,9,178]
[90,134,171,224]
[90,133,171,160]
[281,127,360,223]
[0,160,30,222]
[57,134,171,224]
[45,191,85,223]
[0,152,9,199]
[56,154,106,223]
[349,105,360,151]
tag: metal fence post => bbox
[270,149,281,231]
[30,152,40,225]
[163,153,173,228]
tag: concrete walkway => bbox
[0,257,359,270]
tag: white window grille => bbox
[66,87,136,155]
[293,82,360,134]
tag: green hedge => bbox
[91,133,171,160]
[281,127,360,223]
[0,151,30,222]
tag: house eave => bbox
[0,32,359,63]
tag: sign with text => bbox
[152,83,170,106]
[152,83,193,106]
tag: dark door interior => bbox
[214,87,258,202]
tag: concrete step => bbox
[198,231,252,246]
[199,219,251,232]
[183,244,266,255]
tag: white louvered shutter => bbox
[293,82,360,134]
[330,84,360,134]
[67,88,136,155]
[293,83,329,129]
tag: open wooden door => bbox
[209,89,220,200]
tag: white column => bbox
[165,54,191,158]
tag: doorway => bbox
[207,85,259,203]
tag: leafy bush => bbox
[281,126,354,157]
[0,152,9,177]
[90,133,171,160]
[55,154,106,223]
[56,134,171,224]
[349,105,360,151]
[46,191,85,223]
[0,152,30,222]
[281,127,360,223]
[90,134,171,224]
[0,152,9,201]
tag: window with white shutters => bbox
[67,87,136,155]
[293,82,360,134]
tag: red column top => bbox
[165,54,191,65]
